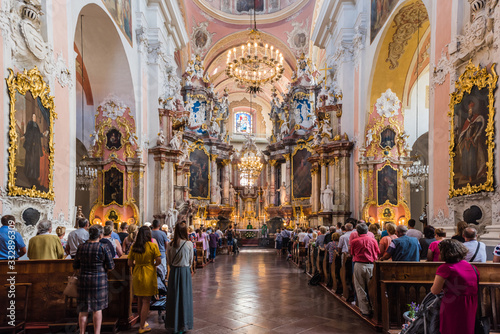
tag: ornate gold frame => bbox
[188,140,211,200]
[104,127,124,151]
[376,163,399,207]
[102,164,125,206]
[291,140,313,201]
[6,67,57,200]
[448,61,497,197]
[378,125,397,150]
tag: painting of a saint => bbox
[453,86,489,188]
[294,32,307,48]
[235,112,252,134]
[377,165,398,206]
[292,148,312,199]
[370,0,398,43]
[106,128,122,150]
[102,0,133,45]
[236,0,264,13]
[379,127,396,149]
[104,167,124,205]
[194,30,208,49]
[14,91,50,192]
[189,148,210,198]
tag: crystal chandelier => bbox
[238,135,263,188]
[76,159,97,191]
[225,1,284,94]
[403,160,429,192]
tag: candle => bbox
[270,45,274,59]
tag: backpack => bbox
[401,292,442,334]
[308,272,322,286]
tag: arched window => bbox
[234,111,252,134]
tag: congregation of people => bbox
[274,218,495,334]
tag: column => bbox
[340,154,351,212]
[311,167,318,213]
[210,156,217,204]
[285,155,291,204]
[270,162,276,205]
[320,161,327,211]
[222,161,230,205]
[165,161,175,210]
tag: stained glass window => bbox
[235,112,252,134]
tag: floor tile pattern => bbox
[122,249,376,333]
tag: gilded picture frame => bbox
[103,164,125,206]
[448,61,497,197]
[6,67,57,200]
[376,163,399,206]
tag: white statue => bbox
[280,120,290,138]
[280,182,288,205]
[210,118,221,137]
[157,130,166,146]
[366,129,374,147]
[212,182,221,204]
[229,185,235,207]
[166,206,178,230]
[319,118,333,138]
[321,185,334,212]
[170,130,182,150]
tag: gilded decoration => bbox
[376,163,400,207]
[6,67,57,200]
[448,61,497,197]
[291,141,313,201]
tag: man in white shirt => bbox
[406,219,423,239]
[338,223,353,253]
[463,227,486,262]
[298,229,307,242]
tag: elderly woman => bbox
[56,226,67,249]
[378,223,397,259]
[27,220,64,260]
[430,239,478,334]
[74,225,115,334]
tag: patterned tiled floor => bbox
[122,249,376,333]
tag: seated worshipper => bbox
[208,229,219,261]
[325,232,340,288]
[28,220,65,260]
[335,222,343,235]
[427,228,447,261]
[117,222,129,244]
[275,229,282,254]
[100,225,123,258]
[74,225,115,334]
[0,215,26,260]
[128,226,161,333]
[378,223,397,259]
[419,225,436,259]
[350,223,379,317]
[494,242,500,263]
[316,226,328,264]
[406,219,423,239]
[151,219,169,272]
[56,226,67,250]
[430,239,478,334]
[105,220,121,242]
[463,226,486,263]
[298,228,307,242]
[122,224,138,255]
[338,223,354,254]
[66,218,89,259]
[451,221,468,243]
[380,225,421,261]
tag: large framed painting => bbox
[102,0,133,45]
[379,127,396,149]
[370,0,398,43]
[103,166,124,205]
[6,68,56,199]
[189,142,210,199]
[449,62,497,197]
[292,143,312,200]
[377,164,398,206]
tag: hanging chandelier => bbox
[76,159,97,191]
[403,159,429,192]
[238,135,263,188]
[225,1,284,94]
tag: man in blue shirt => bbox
[0,215,26,260]
[151,219,169,273]
[380,225,421,261]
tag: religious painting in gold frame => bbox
[188,141,211,200]
[291,140,313,200]
[377,164,398,206]
[6,67,56,200]
[103,166,124,206]
[449,61,497,197]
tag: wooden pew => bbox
[0,259,135,330]
[298,242,306,266]
[340,253,354,301]
[196,241,204,267]
[322,249,328,285]
[331,251,342,293]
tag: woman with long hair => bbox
[122,224,138,254]
[127,226,161,333]
[166,222,194,334]
[451,221,468,243]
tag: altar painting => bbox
[188,100,208,135]
[102,0,133,45]
[370,0,398,43]
[292,148,312,199]
[377,165,398,206]
[235,112,252,134]
[189,148,210,199]
[292,97,314,129]
[104,167,124,205]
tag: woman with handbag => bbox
[165,221,194,334]
[73,225,115,334]
[128,226,162,333]
[430,239,479,334]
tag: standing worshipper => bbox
[117,222,129,244]
[378,223,397,259]
[0,215,26,260]
[166,222,194,333]
[201,227,209,260]
[380,225,421,261]
[406,219,423,239]
[152,219,169,273]
[128,226,162,333]
[350,223,379,317]
[122,224,138,255]
[275,229,282,254]
[104,220,121,242]
[419,225,436,259]
[463,226,486,263]
[28,220,64,259]
[427,228,447,261]
[208,230,219,261]
[226,226,234,254]
[73,225,115,334]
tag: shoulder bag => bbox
[170,240,187,265]
[470,242,481,263]
[472,265,490,334]
[64,271,79,298]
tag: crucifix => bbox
[319,63,332,87]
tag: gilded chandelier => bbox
[225,2,284,93]
[238,136,263,187]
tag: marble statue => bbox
[366,129,374,147]
[210,118,220,137]
[170,130,182,150]
[166,206,179,230]
[157,130,166,146]
[212,182,221,204]
[321,185,334,212]
[280,119,290,139]
[319,118,333,138]
[229,184,235,207]
[280,182,288,205]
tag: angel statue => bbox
[319,118,333,138]
[365,129,374,147]
[157,130,166,146]
[170,130,183,150]
[279,182,288,205]
[166,205,179,230]
[280,119,290,138]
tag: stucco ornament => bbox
[99,97,127,120]
[286,19,309,56]
[375,89,400,118]
[190,21,215,56]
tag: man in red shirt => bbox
[350,222,380,317]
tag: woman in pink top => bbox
[427,228,446,261]
[201,228,209,260]
[378,223,397,259]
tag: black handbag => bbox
[472,265,490,334]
